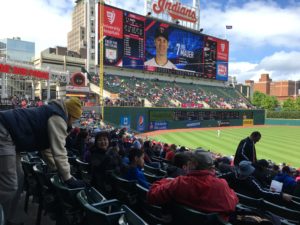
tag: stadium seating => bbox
[236,192,300,224]
[32,164,56,225]
[136,184,172,225]
[171,203,231,225]
[0,204,4,225]
[75,158,91,183]
[20,154,45,213]
[143,173,165,184]
[77,188,149,225]
[102,74,252,109]
[110,173,138,207]
[50,174,85,225]
[143,164,167,176]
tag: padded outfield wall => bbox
[102,107,265,132]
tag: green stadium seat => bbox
[136,184,172,224]
[0,204,4,225]
[171,203,231,225]
[111,173,138,206]
[50,174,85,225]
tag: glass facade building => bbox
[0,38,35,62]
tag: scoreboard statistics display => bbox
[100,4,229,81]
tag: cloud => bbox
[0,0,74,56]
[231,51,300,82]
[201,1,300,50]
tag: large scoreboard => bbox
[99,4,229,81]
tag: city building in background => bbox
[0,37,35,98]
[67,0,96,72]
[246,74,299,101]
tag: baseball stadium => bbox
[1,0,300,225]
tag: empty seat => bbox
[50,174,85,225]
[171,203,231,225]
[75,158,91,183]
[111,173,138,206]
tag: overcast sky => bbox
[1,0,300,83]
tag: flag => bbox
[226,25,233,29]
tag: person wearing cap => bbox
[147,151,238,221]
[220,160,292,203]
[0,97,85,225]
[233,131,261,166]
[144,26,177,69]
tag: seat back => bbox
[144,164,166,176]
[143,173,164,184]
[75,158,91,183]
[111,173,138,206]
[50,174,84,207]
[0,204,4,225]
[77,191,124,225]
[78,187,106,205]
[262,200,300,224]
[136,184,172,224]
[119,205,149,225]
[172,203,230,225]
[236,192,263,209]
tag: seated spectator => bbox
[147,151,238,221]
[221,160,292,203]
[253,159,273,188]
[90,131,118,191]
[165,144,177,161]
[160,143,169,158]
[166,152,191,178]
[273,166,297,194]
[122,148,150,189]
[216,156,233,174]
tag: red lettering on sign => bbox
[153,0,197,23]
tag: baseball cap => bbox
[238,160,255,179]
[155,27,169,41]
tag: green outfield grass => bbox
[152,126,300,167]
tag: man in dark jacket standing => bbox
[234,131,261,166]
[0,98,85,225]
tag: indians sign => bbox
[152,0,197,23]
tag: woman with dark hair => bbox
[122,148,150,189]
[90,131,116,192]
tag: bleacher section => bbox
[100,74,254,109]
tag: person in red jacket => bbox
[147,151,238,221]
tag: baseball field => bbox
[145,125,300,168]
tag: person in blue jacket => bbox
[122,147,150,189]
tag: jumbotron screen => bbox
[99,4,229,81]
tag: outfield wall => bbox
[101,107,265,132]
[265,119,300,126]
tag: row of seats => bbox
[21,152,300,225]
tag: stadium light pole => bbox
[99,0,105,121]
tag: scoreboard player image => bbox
[144,26,177,69]
[145,21,203,72]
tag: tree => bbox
[295,97,300,111]
[282,98,295,111]
[261,95,278,110]
[251,91,265,107]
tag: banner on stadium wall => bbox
[136,115,145,132]
[149,121,168,130]
[217,120,230,127]
[186,122,201,128]
[243,119,253,126]
[120,116,131,130]
[216,61,228,81]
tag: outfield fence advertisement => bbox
[99,4,229,81]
